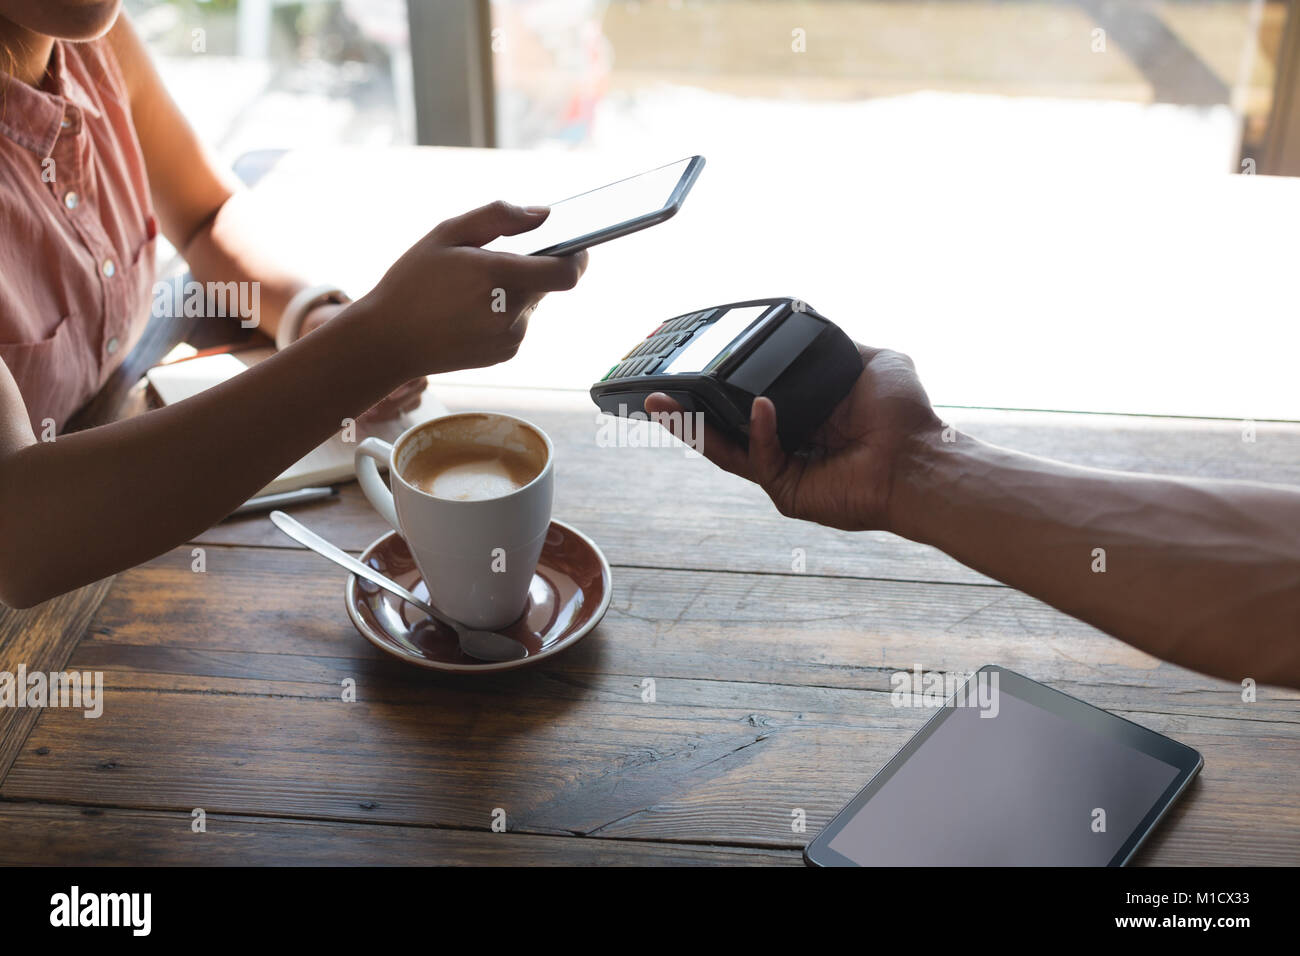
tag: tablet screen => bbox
[814,669,1199,866]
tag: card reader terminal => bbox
[590,297,863,453]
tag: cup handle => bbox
[355,437,400,532]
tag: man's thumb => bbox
[748,397,786,485]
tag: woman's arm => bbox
[0,296,388,607]
[106,16,325,339]
[0,203,586,608]
[645,349,1300,689]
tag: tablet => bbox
[487,156,704,256]
[804,665,1202,866]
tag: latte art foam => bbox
[419,456,530,501]
[403,437,543,502]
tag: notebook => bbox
[145,347,448,497]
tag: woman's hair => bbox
[1,30,37,94]
[0,30,19,83]
[0,40,12,110]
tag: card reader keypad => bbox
[600,309,717,381]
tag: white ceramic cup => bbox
[355,412,554,630]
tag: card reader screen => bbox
[664,306,770,374]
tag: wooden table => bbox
[2,392,1297,865]
[1,148,1297,865]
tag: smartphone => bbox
[488,155,705,257]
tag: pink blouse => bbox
[0,37,157,433]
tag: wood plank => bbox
[0,578,115,785]
[0,803,798,866]
[2,544,1292,865]
[75,544,1300,719]
[4,673,1294,865]
[194,387,1300,590]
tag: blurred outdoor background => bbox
[123,1,1300,419]
[125,0,1292,175]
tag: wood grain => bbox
[0,578,115,785]
[5,667,1295,864]
[71,544,1300,718]
[11,389,1299,866]
[3,543,1296,865]
[0,803,799,866]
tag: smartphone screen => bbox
[488,156,703,256]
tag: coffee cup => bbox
[355,412,554,630]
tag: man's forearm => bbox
[888,428,1300,688]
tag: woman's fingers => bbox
[496,252,586,338]
[395,389,425,414]
[359,378,428,422]
[397,377,429,403]
[432,200,550,247]
[359,397,402,422]
[493,248,588,295]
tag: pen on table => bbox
[229,486,337,517]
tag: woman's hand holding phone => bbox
[358,201,588,381]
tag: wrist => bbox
[331,296,425,385]
[298,301,348,338]
[885,421,955,541]
[276,285,351,350]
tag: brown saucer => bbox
[345,519,612,672]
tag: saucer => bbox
[345,519,612,672]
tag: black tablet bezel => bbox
[528,155,705,256]
[803,665,1203,867]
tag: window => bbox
[487,0,1294,176]
[125,0,415,162]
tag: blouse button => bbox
[106,336,120,356]
[64,191,79,210]
[102,258,116,278]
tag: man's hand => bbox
[645,345,940,532]
[652,341,1300,689]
